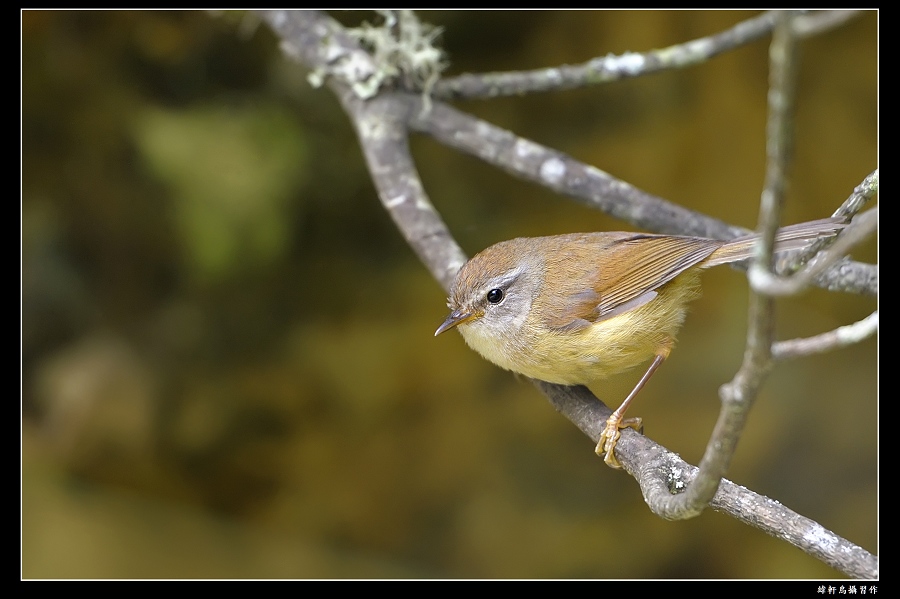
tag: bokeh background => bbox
[22,10,877,579]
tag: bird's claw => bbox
[595,415,643,469]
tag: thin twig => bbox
[791,9,864,37]
[433,11,781,100]
[773,311,878,360]
[752,206,878,296]
[682,11,800,521]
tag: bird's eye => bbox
[486,288,504,304]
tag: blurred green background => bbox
[22,10,876,579]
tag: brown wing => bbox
[544,234,723,331]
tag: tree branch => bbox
[535,382,878,579]
[408,100,876,296]
[256,9,877,578]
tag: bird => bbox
[435,217,846,468]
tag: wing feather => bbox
[544,234,722,331]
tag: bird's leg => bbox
[596,352,668,469]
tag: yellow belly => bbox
[458,272,701,386]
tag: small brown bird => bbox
[435,217,845,468]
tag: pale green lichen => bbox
[346,10,446,100]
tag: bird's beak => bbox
[434,309,478,336]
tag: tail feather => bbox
[704,216,847,267]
